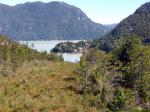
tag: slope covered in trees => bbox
[95,2,150,51]
[0,1,110,40]
[0,35,63,75]
[76,37,150,111]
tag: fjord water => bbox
[19,40,82,63]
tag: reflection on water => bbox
[19,40,82,63]
[62,53,82,62]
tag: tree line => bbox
[76,36,150,111]
[0,35,63,75]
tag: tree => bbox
[111,37,150,109]
[107,88,126,112]
[78,48,113,110]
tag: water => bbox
[19,40,82,63]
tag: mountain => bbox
[0,1,110,40]
[105,23,118,29]
[97,2,150,51]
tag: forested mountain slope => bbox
[96,2,150,51]
[0,1,110,40]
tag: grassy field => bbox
[0,61,96,112]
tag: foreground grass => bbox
[0,61,96,112]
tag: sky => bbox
[0,0,149,24]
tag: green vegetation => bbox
[0,1,110,40]
[94,2,150,52]
[76,37,150,111]
[0,35,150,111]
[76,49,113,111]
[1,2,150,112]
[0,61,97,111]
[52,41,91,53]
[0,35,63,75]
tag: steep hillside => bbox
[0,1,109,40]
[97,2,150,51]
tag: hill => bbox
[96,2,150,51]
[0,1,110,40]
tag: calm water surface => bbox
[19,40,82,63]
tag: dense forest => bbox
[95,2,150,52]
[75,37,150,111]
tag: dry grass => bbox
[0,61,96,112]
